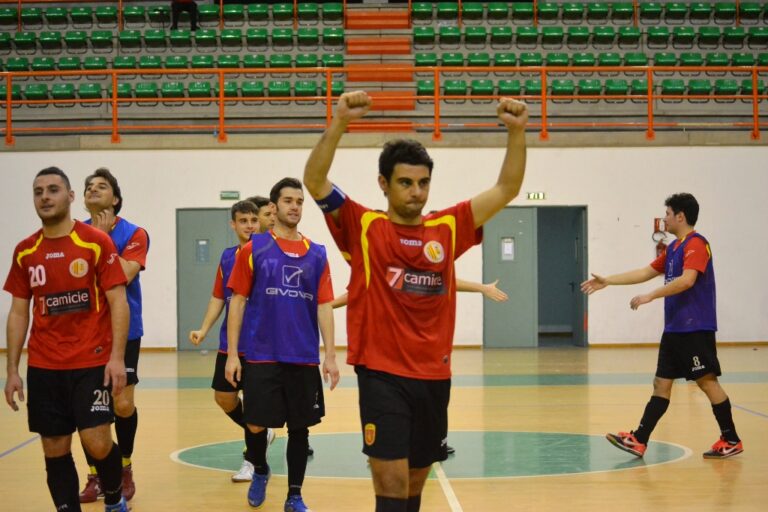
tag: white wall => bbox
[1,145,766,348]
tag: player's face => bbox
[275,188,303,229]
[380,163,431,221]
[33,174,74,225]
[664,206,685,237]
[257,204,276,233]
[84,176,118,212]
[230,211,259,244]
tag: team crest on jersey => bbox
[423,241,445,263]
[69,258,89,278]
[364,423,376,446]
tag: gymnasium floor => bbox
[1,346,766,511]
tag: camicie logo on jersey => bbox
[40,288,91,316]
[386,266,445,295]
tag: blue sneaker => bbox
[247,469,270,508]
[105,497,129,512]
[284,495,312,512]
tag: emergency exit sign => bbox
[220,191,240,200]
[527,192,546,200]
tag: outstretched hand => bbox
[580,273,608,295]
[336,91,372,123]
[497,98,528,132]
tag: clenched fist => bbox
[336,91,372,123]
[497,98,528,132]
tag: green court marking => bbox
[172,432,689,479]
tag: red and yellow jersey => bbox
[326,198,482,380]
[3,221,127,370]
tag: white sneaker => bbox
[267,428,276,450]
[231,459,254,483]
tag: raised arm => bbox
[581,266,662,295]
[303,91,372,219]
[456,279,509,302]
[470,99,529,229]
[4,297,29,411]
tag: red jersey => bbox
[228,232,334,304]
[650,232,710,274]
[325,198,481,379]
[3,221,127,370]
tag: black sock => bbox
[246,427,268,474]
[92,442,123,506]
[115,408,138,461]
[376,496,408,512]
[407,495,422,512]
[45,452,81,512]
[634,395,670,444]
[287,427,309,497]
[712,398,740,443]
[225,399,245,428]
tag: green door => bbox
[482,207,538,347]
[176,208,236,351]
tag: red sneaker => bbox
[121,464,136,501]
[703,437,743,459]
[79,473,103,503]
[606,431,647,457]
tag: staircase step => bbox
[347,64,413,82]
[348,120,416,132]
[347,36,411,55]
[346,10,410,30]
[366,91,416,111]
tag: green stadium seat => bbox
[242,54,266,78]
[0,84,22,105]
[546,52,569,67]
[537,3,560,23]
[748,27,768,46]
[170,29,192,49]
[297,28,320,46]
[295,80,318,97]
[0,7,17,28]
[654,52,678,67]
[161,82,185,101]
[604,78,630,100]
[664,3,688,24]
[139,55,162,71]
[241,81,266,99]
[216,54,240,69]
[113,55,138,70]
[491,27,513,45]
[51,83,76,103]
[144,29,167,51]
[32,56,55,74]
[688,79,712,101]
[672,26,696,47]
[196,5,219,25]
[224,5,246,24]
[624,52,649,67]
[498,79,522,96]
[320,80,343,97]
[118,30,141,52]
[697,27,721,47]
[598,52,622,68]
[567,26,590,47]
[96,6,118,26]
[630,79,650,98]
[246,4,269,23]
[24,83,49,102]
[322,3,343,23]
[713,2,736,24]
[416,79,434,97]
[84,56,107,72]
[740,78,766,101]
[441,52,464,67]
[465,27,488,45]
[78,83,103,102]
[0,31,9,52]
[90,31,114,52]
[592,26,616,46]
[488,2,510,22]
[562,3,585,23]
[322,28,344,47]
[413,27,436,45]
[149,6,170,25]
[107,82,133,99]
[411,3,433,22]
[221,28,243,49]
[191,54,215,71]
[247,28,268,46]
[519,52,543,67]
[714,78,738,98]
[439,26,461,45]
[511,3,533,24]
[296,53,318,68]
[618,26,641,47]
[214,81,239,98]
[268,80,291,97]
[551,79,575,100]
[494,53,517,67]
[723,27,746,47]
[573,52,596,74]
[587,2,609,22]
[639,2,663,23]
[647,27,670,48]
[689,2,713,23]
[70,6,94,26]
[188,81,212,100]
[705,52,729,75]
[21,8,43,27]
[14,31,37,52]
[516,26,539,47]
[468,52,491,68]
[195,29,218,49]
[62,31,88,53]
[321,54,343,67]
[462,3,484,21]
[6,57,30,73]
[40,32,63,53]
[135,82,159,100]
[739,2,763,23]
[272,4,294,23]
[524,79,542,98]
[415,52,438,67]
[471,79,494,102]
[165,55,189,71]
[44,7,67,26]
[269,54,292,68]
[731,52,756,66]
[611,2,634,23]
[57,56,81,73]
[122,6,145,25]
[437,2,459,20]
[680,52,705,76]
[759,53,768,66]
[443,79,468,97]
[661,79,685,101]
[541,27,564,46]
[578,79,602,101]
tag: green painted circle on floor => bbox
[173,431,689,479]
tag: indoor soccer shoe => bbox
[232,460,255,483]
[79,473,103,503]
[121,464,135,501]
[606,431,647,457]
[703,437,744,459]
[104,497,129,512]
[247,469,270,508]
[284,495,312,512]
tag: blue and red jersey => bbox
[212,245,243,354]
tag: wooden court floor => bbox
[1,346,766,511]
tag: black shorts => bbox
[356,366,450,469]
[656,330,722,381]
[242,362,325,429]
[211,352,245,392]
[27,366,114,437]
[125,338,141,386]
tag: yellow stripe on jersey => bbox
[15,233,44,267]
[70,230,102,312]
[249,253,253,271]
[360,211,389,288]
[341,251,351,262]
[424,214,457,255]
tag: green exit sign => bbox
[220,191,240,200]
[527,192,546,200]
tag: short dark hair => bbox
[245,195,271,211]
[665,193,699,226]
[230,199,259,220]
[36,166,71,190]
[84,168,123,215]
[269,178,303,204]
[378,139,434,183]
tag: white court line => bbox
[433,462,464,512]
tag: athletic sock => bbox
[82,439,98,472]
[634,395,670,444]
[93,443,123,506]
[225,399,246,428]
[376,496,408,512]
[246,427,268,474]
[712,398,741,443]
[286,427,309,498]
[115,408,138,461]
[407,495,422,512]
[45,452,81,512]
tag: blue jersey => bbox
[663,232,717,333]
[216,245,239,353]
[241,232,327,364]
